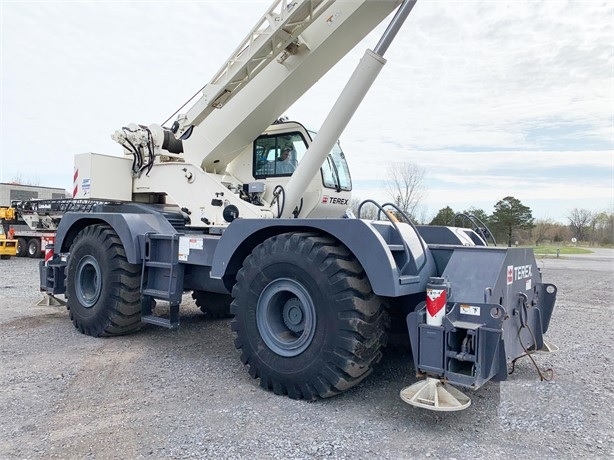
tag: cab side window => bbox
[253,133,306,178]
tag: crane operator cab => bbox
[226,120,353,219]
[106,118,354,225]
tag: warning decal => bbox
[507,265,514,285]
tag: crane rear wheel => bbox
[66,224,142,337]
[192,291,233,319]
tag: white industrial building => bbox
[0,183,69,207]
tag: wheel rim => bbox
[256,278,316,357]
[75,255,102,308]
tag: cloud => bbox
[348,148,612,222]
[1,0,611,224]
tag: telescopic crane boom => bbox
[113,0,403,208]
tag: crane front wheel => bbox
[231,233,388,400]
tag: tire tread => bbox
[67,224,141,337]
[231,232,389,400]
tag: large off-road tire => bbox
[66,224,142,337]
[16,238,27,257]
[231,233,389,400]
[27,238,41,258]
[192,291,233,319]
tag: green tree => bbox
[492,196,534,247]
[429,206,456,225]
[461,207,491,226]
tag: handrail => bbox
[379,202,428,274]
[12,198,109,215]
[450,213,497,246]
[357,199,427,275]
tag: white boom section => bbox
[179,0,402,171]
[173,0,333,136]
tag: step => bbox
[145,260,175,269]
[399,275,421,285]
[147,233,176,241]
[388,244,405,252]
[141,315,179,329]
[142,288,175,300]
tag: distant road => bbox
[537,247,614,273]
[565,247,614,260]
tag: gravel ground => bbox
[0,251,612,459]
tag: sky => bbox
[1,0,612,223]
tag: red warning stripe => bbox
[73,168,78,198]
[426,288,446,317]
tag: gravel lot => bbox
[0,250,612,459]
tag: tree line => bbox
[428,202,613,247]
[352,162,613,247]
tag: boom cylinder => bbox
[279,0,418,218]
[279,49,386,217]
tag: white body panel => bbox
[131,122,351,222]
[73,153,132,201]
[133,161,350,222]
[133,163,274,223]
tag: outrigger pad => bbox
[35,295,66,307]
[400,377,471,412]
[537,340,559,353]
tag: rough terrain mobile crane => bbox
[40,0,557,410]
